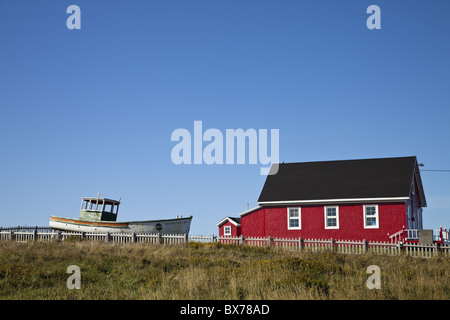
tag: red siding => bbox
[241,208,266,237]
[240,203,407,242]
[219,221,241,237]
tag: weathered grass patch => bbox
[0,241,449,299]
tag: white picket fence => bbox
[1,227,450,258]
[0,228,188,245]
[189,234,450,258]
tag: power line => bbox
[421,169,450,172]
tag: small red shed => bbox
[217,217,241,237]
[220,156,427,242]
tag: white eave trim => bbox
[258,197,409,206]
[239,206,263,217]
[216,217,240,227]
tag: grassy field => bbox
[0,240,449,300]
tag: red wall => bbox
[241,203,406,242]
[241,208,266,237]
[219,221,241,237]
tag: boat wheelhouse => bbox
[79,195,121,222]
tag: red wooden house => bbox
[218,156,429,242]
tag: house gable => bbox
[412,164,427,208]
[216,217,241,227]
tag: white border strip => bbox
[258,197,409,205]
[238,206,263,217]
[216,217,241,227]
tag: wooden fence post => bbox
[363,239,368,254]
[158,233,163,245]
[298,237,304,252]
[435,243,441,258]
[33,227,37,242]
[398,241,404,255]
[239,235,244,245]
[131,232,136,243]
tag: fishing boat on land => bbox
[49,195,192,235]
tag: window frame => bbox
[287,207,301,230]
[324,206,339,229]
[363,204,379,229]
[223,225,232,236]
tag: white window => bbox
[224,226,231,236]
[287,207,301,230]
[324,206,339,229]
[364,205,379,229]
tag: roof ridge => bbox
[278,155,417,166]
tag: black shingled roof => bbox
[228,217,241,225]
[217,216,241,227]
[258,156,423,204]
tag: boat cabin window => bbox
[105,203,114,213]
[81,198,119,214]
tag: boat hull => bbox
[49,215,192,235]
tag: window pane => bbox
[366,206,376,215]
[366,217,377,226]
[327,218,336,227]
[289,219,299,228]
[327,207,336,217]
[289,208,299,217]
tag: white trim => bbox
[224,226,232,236]
[238,206,263,217]
[324,206,339,229]
[216,217,240,227]
[287,207,301,230]
[363,204,379,229]
[259,197,408,206]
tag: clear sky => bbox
[0,0,449,236]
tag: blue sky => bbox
[0,0,449,235]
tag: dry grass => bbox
[0,240,449,300]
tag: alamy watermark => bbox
[366,265,381,289]
[64,263,379,292]
[66,5,81,30]
[67,265,81,289]
[170,121,279,175]
[65,4,380,31]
